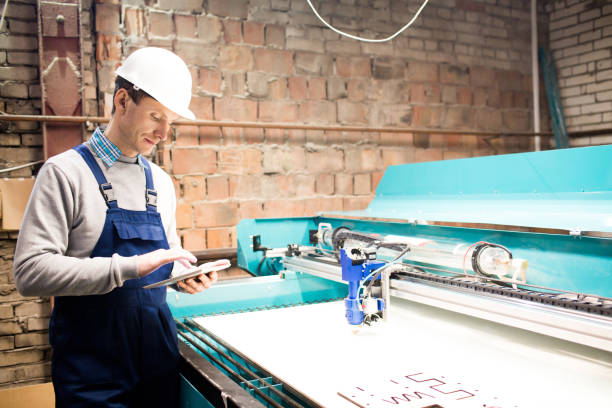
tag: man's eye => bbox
[151,114,160,121]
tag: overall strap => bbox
[73,144,118,208]
[139,155,158,212]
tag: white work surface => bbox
[194,298,612,408]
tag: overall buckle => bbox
[99,183,116,205]
[146,189,158,207]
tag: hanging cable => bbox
[306,0,430,43]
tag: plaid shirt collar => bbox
[89,127,143,168]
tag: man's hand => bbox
[176,270,218,294]
[137,248,197,278]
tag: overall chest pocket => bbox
[112,216,166,242]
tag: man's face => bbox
[116,90,179,157]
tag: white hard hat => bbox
[116,47,195,120]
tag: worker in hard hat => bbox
[13,47,213,407]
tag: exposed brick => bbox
[238,201,264,219]
[344,148,380,173]
[343,195,372,211]
[222,20,242,44]
[0,348,44,366]
[315,174,335,195]
[175,41,218,67]
[502,110,529,132]
[308,78,326,100]
[444,106,473,128]
[253,49,293,76]
[194,202,239,227]
[182,229,206,251]
[0,66,37,81]
[408,61,439,83]
[268,77,287,99]
[262,147,306,174]
[219,45,253,71]
[345,81,365,104]
[244,22,264,46]
[175,14,197,38]
[410,84,440,104]
[218,149,262,175]
[14,302,48,318]
[295,52,333,76]
[0,335,13,351]
[181,175,205,202]
[327,78,347,100]
[96,3,120,33]
[259,100,298,122]
[157,0,203,11]
[470,66,496,88]
[265,25,285,48]
[207,228,233,249]
[457,87,472,105]
[197,16,222,43]
[338,100,367,125]
[176,202,193,229]
[414,148,444,163]
[0,82,27,99]
[353,173,371,195]
[7,51,37,65]
[172,148,216,175]
[148,11,172,37]
[336,57,371,77]
[289,77,307,100]
[207,175,229,200]
[412,106,442,127]
[263,199,305,218]
[199,69,222,95]
[14,332,48,348]
[0,321,23,335]
[190,96,213,121]
[215,97,257,121]
[209,0,248,19]
[0,304,12,319]
[96,34,121,61]
[371,171,384,191]
[299,100,336,123]
[306,148,343,173]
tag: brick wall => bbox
[548,0,612,146]
[0,0,546,388]
[101,0,540,251]
[0,0,100,389]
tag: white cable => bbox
[0,0,10,33]
[0,160,44,173]
[306,0,430,43]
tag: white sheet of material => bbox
[194,298,612,408]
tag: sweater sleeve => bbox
[13,162,139,297]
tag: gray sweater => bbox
[13,143,184,297]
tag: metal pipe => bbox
[176,321,287,408]
[0,113,552,137]
[532,0,541,151]
[382,268,390,322]
[180,318,304,408]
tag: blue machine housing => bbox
[170,145,612,407]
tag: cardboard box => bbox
[0,382,54,408]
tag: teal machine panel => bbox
[172,145,612,408]
[235,145,612,297]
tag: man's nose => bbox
[156,120,170,141]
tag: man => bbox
[14,47,215,407]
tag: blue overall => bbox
[50,144,179,407]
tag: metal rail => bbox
[283,255,612,352]
[0,113,551,137]
[185,318,322,408]
[176,320,288,408]
[179,318,306,408]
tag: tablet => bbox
[143,259,232,289]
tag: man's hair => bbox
[111,76,154,114]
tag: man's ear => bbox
[114,88,129,113]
